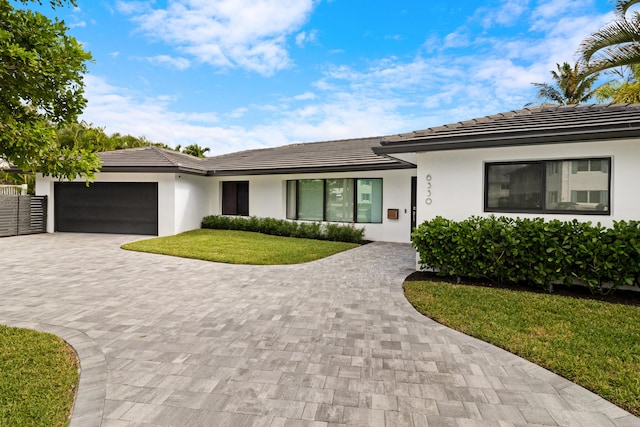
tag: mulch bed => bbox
[405,271,640,307]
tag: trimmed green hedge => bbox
[201,215,365,244]
[412,216,640,294]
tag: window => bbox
[326,179,354,222]
[287,178,383,223]
[298,179,324,221]
[222,181,249,216]
[485,158,611,214]
[357,179,382,223]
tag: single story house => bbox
[35,104,640,242]
[36,137,417,242]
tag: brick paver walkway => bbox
[1,233,638,427]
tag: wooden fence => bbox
[0,195,47,237]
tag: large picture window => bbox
[485,158,611,214]
[287,178,383,223]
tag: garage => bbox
[54,182,158,235]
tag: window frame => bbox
[286,178,383,224]
[484,157,612,215]
[221,181,250,216]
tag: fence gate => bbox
[0,195,47,237]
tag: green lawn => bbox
[404,281,640,416]
[0,325,79,427]
[122,229,360,265]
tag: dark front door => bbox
[55,182,158,235]
[411,176,417,233]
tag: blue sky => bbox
[35,0,616,155]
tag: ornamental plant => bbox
[201,215,365,244]
[412,216,640,294]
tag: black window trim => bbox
[287,178,384,224]
[484,157,612,216]
[221,180,250,216]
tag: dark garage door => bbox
[55,182,158,235]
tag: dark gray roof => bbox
[203,136,412,175]
[99,146,208,175]
[97,137,412,176]
[374,104,640,155]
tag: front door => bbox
[410,176,417,233]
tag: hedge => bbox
[201,215,365,244]
[411,216,640,294]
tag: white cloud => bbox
[532,0,595,21]
[117,0,317,76]
[293,92,316,101]
[69,20,87,28]
[295,29,318,47]
[146,55,191,70]
[81,2,616,155]
[443,28,471,49]
[492,0,529,26]
[474,0,530,29]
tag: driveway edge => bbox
[0,319,106,427]
[389,271,640,427]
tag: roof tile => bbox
[377,104,640,153]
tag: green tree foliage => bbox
[0,0,99,180]
[179,144,211,158]
[528,62,599,106]
[580,0,640,75]
[594,64,640,103]
[55,122,172,152]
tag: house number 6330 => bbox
[425,174,432,205]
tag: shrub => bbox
[412,216,640,294]
[201,215,365,244]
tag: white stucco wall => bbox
[210,169,416,242]
[174,174,213,235]
[36,172,181,236]
[415,138,640,227]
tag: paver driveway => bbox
[0,233,638,427]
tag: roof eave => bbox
[100,166,208,175]
[373,127,640,155]
[208,162,414,176]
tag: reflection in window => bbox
[546,160,610,212]
[357,179,382,223]
[298,179,324,221]
[485,158,611,214]
[486,163,542,210]
[287,178,383,223]
[326,179,354,222]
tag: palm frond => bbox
[532,83,566,105]
[579,15,640,63]
[616,0,640,17]
[583,43,640,74]
[611,81,640,102]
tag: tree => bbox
[0,0,99,180]
[56,122,172,152]
[528,62,599,106]
[579,0,640,76]
[180,144,210,158]
[594,64,640,103]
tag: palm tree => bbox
[528,62,599,106]
[181,144,210,158]
[579,0,640,76]
[595,64,640,103]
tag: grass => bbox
[0,325,79,427]
[404,281,640,416]
[121,228,360,265]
